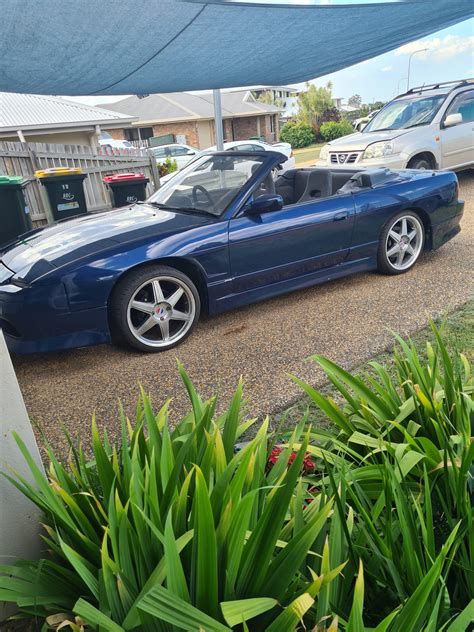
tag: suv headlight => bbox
[362,141,394,160]
[319,144,329,161]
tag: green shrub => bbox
[319,120,354,142]
[158,156,178,177]
[1,324,472,631]
[279,121,315,148]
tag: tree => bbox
[296,82,334,129]
[255,90,284,108]
[348,94,362,109]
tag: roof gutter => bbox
[0,117,138,134]
[130,111,281,126]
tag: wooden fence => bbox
[0,141,160,227]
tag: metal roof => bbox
[0,93,136,132]
[100,90,281,124]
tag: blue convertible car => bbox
[0,151,463,353]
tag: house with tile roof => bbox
[0,93,137,147]
[101,90,283,149]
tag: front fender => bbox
[403,140,441,168]
[60,222,229,311]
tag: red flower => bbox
[266,446,315,474]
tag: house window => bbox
[124,127,154,141]
[139,127,154,140]
[269,115,275,133]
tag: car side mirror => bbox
[186,150,195,155]
[247,194,284,215]
[443,113,462,128]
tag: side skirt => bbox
[212,256,376,314]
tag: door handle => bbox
[334,211,349,221]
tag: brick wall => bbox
[152,122,199,147]
[232,116,259,141]
[108,129,126,140]
[259,115,278,143]
[231,115,278,143]
[223,119,233,143]
[109,115,279,147]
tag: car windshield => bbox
[364,94,446,132]
[147,153,266,216]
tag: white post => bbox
[213,89,224,150]
[0,331,45,619]
[407,48,428,91]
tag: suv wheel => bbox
[407,156,433,170]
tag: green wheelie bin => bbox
[0,175,33,248]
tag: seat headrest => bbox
[297,169,332,202]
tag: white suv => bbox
[317,79,473,171]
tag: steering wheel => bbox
[192,185,215,212]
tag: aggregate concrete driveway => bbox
[13,172,474,455]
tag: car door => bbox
[169,145,196,169]
[440,89,474,169]
[228,185,356,294]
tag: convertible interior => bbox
[263,167,402,205]
[164,159,401,214]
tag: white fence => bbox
[0,141,159,227]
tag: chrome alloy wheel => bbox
[126,276,196,348]
[385,215,423,271]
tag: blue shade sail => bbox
[0,0,472,95]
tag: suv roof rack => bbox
[395,78,473,99]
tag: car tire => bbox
[377,211,425,275]
[407,156,432,170]
[109,265,201,352]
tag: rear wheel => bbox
[377,211,424,275]
[109,265,200,352]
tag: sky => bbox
[63,11,473,109]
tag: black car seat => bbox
[296,169,332,203]
[275,169,332,205]
[254,172,276,197]
[275,170,297,205]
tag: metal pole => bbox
[213,89,224,150]
[407,55,412,92]
[407,49,428,91]
[397,77,407,95]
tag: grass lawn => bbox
[272,299,474,432]
[293,143,324,165]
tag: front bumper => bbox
[0,282,110,354]
[316,153,409,170]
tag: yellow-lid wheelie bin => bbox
[35,167,88,220]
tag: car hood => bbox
[1,204,214,281]
[327,129,409,151]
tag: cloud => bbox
[395,35,474,62]
[381,65,393,72]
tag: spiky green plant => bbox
[292,321,473,622]
[1,366,345,631]
[1,321,472,631]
